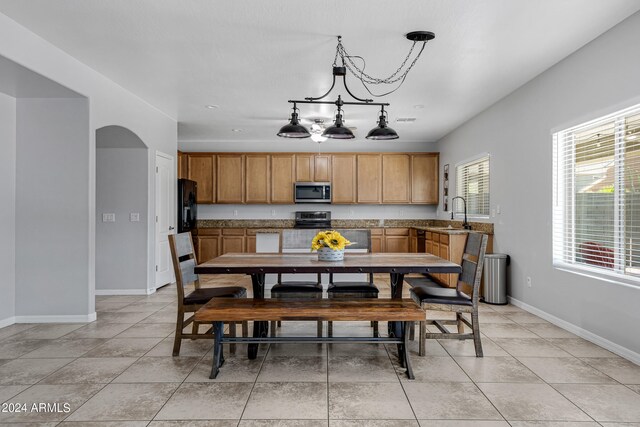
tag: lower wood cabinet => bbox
[426,231,467,287]
[194,228,258,260]
[370,228,410,253]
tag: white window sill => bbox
[553,261,640,289]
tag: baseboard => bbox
[0,316,15,328]
[14,313,97,323]
[508,296,640,365]
[95,289,150,296]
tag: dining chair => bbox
[326,272,379,337]
[409,232,488,357]
[270,273,323,337]
[169,232,248,356]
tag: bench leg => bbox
[229,322,236,354]
[403,321,415,380]
[210,321,225,379]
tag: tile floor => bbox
[1,274,639,426]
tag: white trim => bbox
[14,313,97,323]
[95,289,151,296]
[508,296,640,365]
[0,316,16,328]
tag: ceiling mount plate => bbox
[406,31,435,42]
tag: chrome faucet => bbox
[451,196,472,230]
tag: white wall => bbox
[96,147,148,293]
[15,98,91,319]
[0,92,16,326]
[0,13,178,322]
[198,204,436,220]
[437,12,640,358]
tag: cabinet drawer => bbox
[197,228,221,236]
[222,228,245,236]
[385,228,409,236]
[245,229,257,236]
[440,234,450,245]
[425,231,432,240]
[370,228,384,236]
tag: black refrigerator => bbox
[178,179,197,233]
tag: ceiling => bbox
[1,0,639,150]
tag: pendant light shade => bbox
[277,105,310,138]
[366,107,398,140]
[322,108,355,139]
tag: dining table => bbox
[195,252,462,358]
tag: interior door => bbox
[156,152,175,287]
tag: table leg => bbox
[248,273,267,360]
[403,321,415,380]
[388,273,405,340]
[210,321,225,379]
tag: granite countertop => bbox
[196,219,493,234]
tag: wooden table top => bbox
[195,298,426,322]
[195,252,461,274]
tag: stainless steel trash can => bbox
[483,254,509,305]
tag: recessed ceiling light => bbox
[205,104,219,109]
[413,104,425,109]
[231,128,242,132]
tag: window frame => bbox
[453,153,491,219]
[552,104,640,287]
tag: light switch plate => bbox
[102,213,115,222]
[130,213,140,222]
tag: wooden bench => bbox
[195,298,425,379]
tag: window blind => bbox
[553,104,640,280]
[456,156,490,216]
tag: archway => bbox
[95,125,149,295]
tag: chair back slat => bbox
[179,258,199,286]
[173,233,195,258]
[456,232,488,304]
[169,233,201,301]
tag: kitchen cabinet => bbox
[370,228,384,253]
[382,154,411,203]
[296,154,331,182]
[221,228,245,254]
[357,154,382,203]
[331,154,357,204]
[271,154,296,203]
[177,151,188,180]
[187,154,215,204]
[426,230,467,287]
[217,154,245,203]
[245,154,270,203]
[194,228,221,263]
[411,154,438,204]
[410,228,417,253]
[384,228,410,253]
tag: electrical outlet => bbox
[399,209,404,217]
[271,209,276,217]
[349,209,355,217]
[491,209,496,218]
[102,213,115,222]
[130,213,140,222]
[233,209,238,217]
[496,204,501,214]
[526,276,532,287]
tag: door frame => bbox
[154,150,176,290]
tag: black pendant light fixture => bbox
[277,103,310,138]
[277,31,435,140]
[366,106,398,140]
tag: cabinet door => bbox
[295,154,314,182]
[271,154,296,203]
[371,236,384,253]
[196,236,220,263]
[217,155,245,203]
[245,154,270,203]
[177,151,188,180]
[246,236,256,253]
[439,243,454,287]
[187,154,215,204]
[331,154,357,204]
[221,236,244,254]
[314,155,331,182]
[410,229,417,253]
[382,154,411,203]
[357,154,382,203]
[385,236,409,253]
[411,154,438,204]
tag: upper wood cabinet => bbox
[314,155,331,182]
[177,151,188,180]
[296,154,331,182]
[411,154,438,204]
[271,154,296,204]
[382,154,411,204]
[245,154,270,204]
[187,154,215,204]
[217,154,245,203]
[331,154,357,204]
[357,154,382,203]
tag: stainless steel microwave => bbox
[294,182,331,203]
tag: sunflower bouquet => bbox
[311,230,352,251]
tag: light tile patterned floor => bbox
[0,274,639,426]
